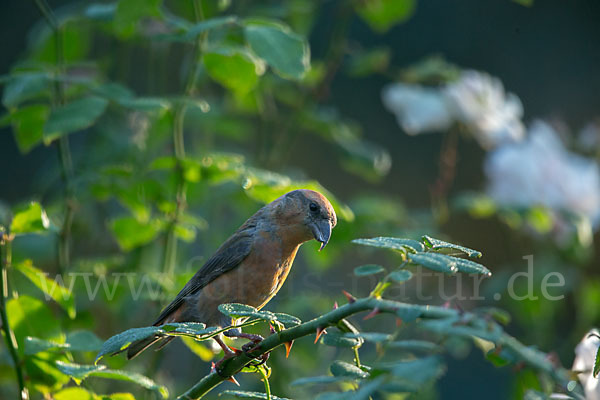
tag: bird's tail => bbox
[126,336,174,360]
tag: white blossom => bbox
[444,70,525,149]
[381,83,453,135]
[572,329,600,400]
[484,121,600,229]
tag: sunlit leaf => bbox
[55,361,168,398]
[244,20,310,80]
[25,331,103,355]
[53,387,95,400]
[203,48,263,94]
[96,326,162,363]
[43,96,108,144]
[10,202,51,235]
[109,216,163,250]
[14,260,75,318]
[422,235,482,258]
[355,0,416,33]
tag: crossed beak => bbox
[310,219,332,251]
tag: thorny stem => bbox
[0,232,28,399]
[176,297,571,399]
[34,0,75,274]
[162,0,206,276]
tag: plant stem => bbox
[162,0,205,276]
[257,366,271,400]
[33,0,75,274]
[176,297,570,399]
[0,233,28,399]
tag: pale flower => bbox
[381,83,453,135]
[444,70,525,149]
[484,121,600,229]
[572,329,600,400]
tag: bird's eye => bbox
[309,202,319,212]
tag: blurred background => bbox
[1,0,600,399]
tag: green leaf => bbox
[10,202,51,234]
[109,216,163,250]
[388,270,413,283]
[330,360,369,379]
[272,312,302,326]
[422,235,482,258]
[25,331,102,355]
[7,104,49,153]
[55,361,168,398]
[395,304,423,322]
[244,20,310,80]
[7,295,62,355]
[113,0,162,38]
[407,253,458,274]
[378,356,444,386]
[355,0,416,33]
[219,390,291,400]
[14,260,75,318]
[43,96,108,144]
[53,387,95,400]
[352,237,425,253]
[453,257,492,276]
[203,48,263,94]
[96,326,161,363]
[343,332,392,343]
[354,264,385,276]
[173,16,238,41]
[2,72,49,107]
[321,331,361,348]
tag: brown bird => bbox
[126,189,337,359]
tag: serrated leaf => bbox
[330,360,369,379]
[321,331,361,348]
[10,202,51,234]
[219,390,291,400]
[14,260,75,318]
[352,237,425,253]
[408,253,458,274]
[55,361,168,398]
[43,96,108,143]
[218,303,294,325]
[422,235,482,258]
[388,270,413,283]
[244,21,310,80]
[354,264,385,276]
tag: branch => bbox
[33,0,75,274]
[176,297,571,399]
[0,232,28,400]
[162,0,206,275]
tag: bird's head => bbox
[274,189,337,250]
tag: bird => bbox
[126,189,337,360]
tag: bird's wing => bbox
[153,221,256,325]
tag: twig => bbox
[162,0,206,276]
[176,297,570,399]
[33,0,75,273]
[0,232,28,399]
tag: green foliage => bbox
[220,390,291,400]
[43,96,109,144]
[10,202,51,235]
